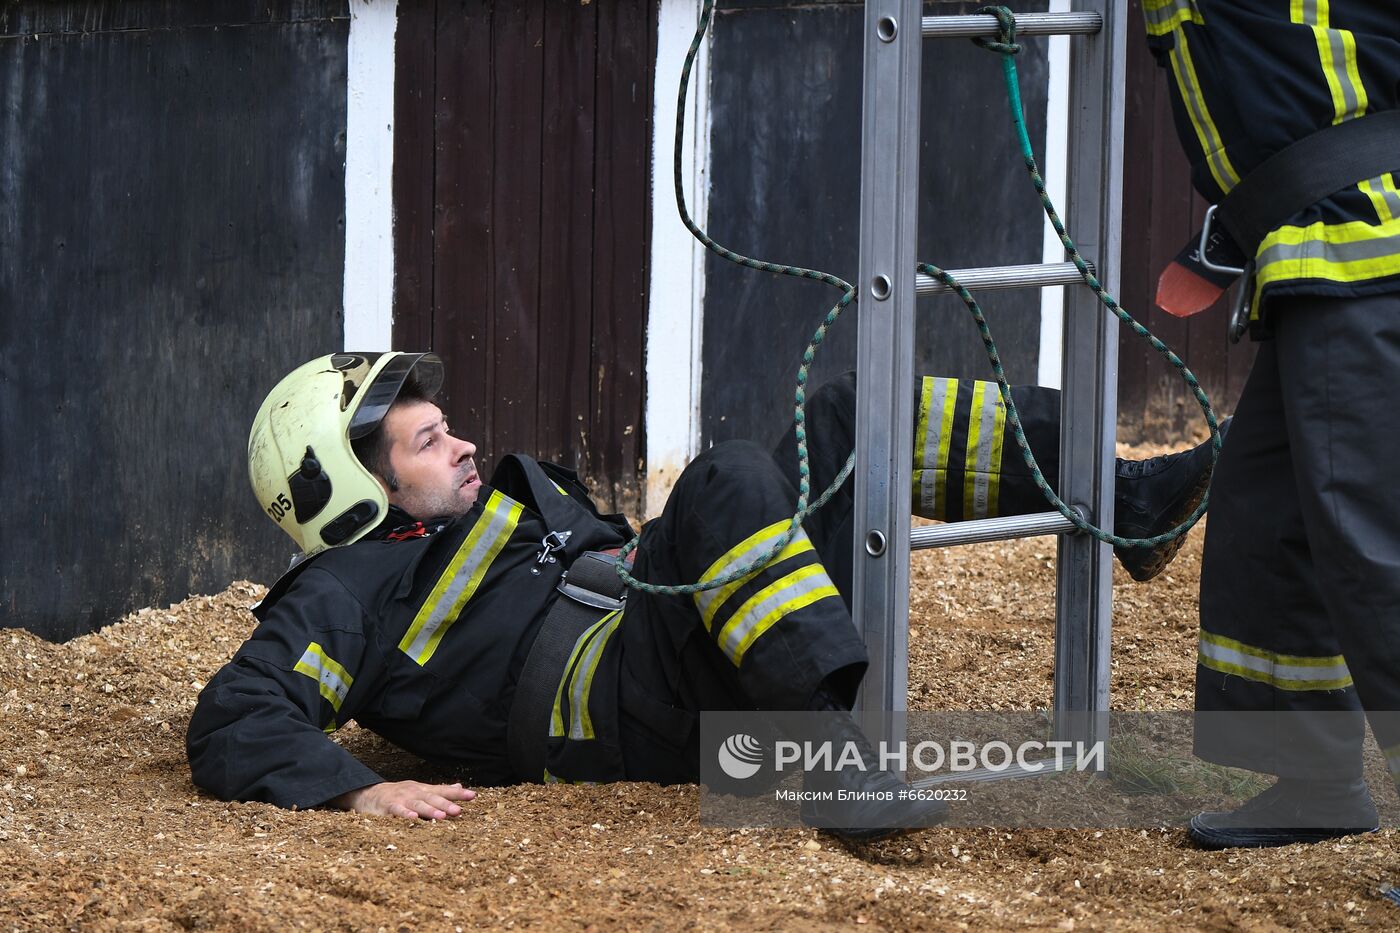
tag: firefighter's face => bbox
[381,400,482,519]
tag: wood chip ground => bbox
[4,439,1397,929]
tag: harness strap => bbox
[506,551,628,783]
[1216,110,1400,259]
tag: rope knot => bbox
[972,5,1021,55]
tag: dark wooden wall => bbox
[701,0,1051,448]
[1118,0,1255,437]
[393,0,656,515]
[0,0,350,640]
[701,0,1252,446]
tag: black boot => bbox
[798,713,949,842]
[1187,776,1380,849]
[1113,419,1229,582]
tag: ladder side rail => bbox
[1052,0,1126,746]
[851,0,923,749]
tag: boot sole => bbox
[1187,813,1379,849]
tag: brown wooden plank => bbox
[537,0,598,470]
[392,0,436,351]
[1117,0,1155,429]
[487,0,545,471]
[433,0,496,464]
[590,0,653,512]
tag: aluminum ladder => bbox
[852,2,1125,767]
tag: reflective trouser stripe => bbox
[962,381,1007,521]
[693,520,817,631]
[294,642,354,730]
[399,490,523,666]
[691,518,841,669]
[914,377,1006,520]
[713,564,841,666]
[915,376,958,519]
[1292,0,1368,123]
[1167,29,1240,195]
[1197,629,1353,691]
[549,609,624,741]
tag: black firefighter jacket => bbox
[186,455,631,809]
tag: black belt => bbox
[1208,110,1400,263]
[506,550,628,783]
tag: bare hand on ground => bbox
[332,781,476,820]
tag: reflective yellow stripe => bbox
[963,382,986,520]
[1293,0,1368,124]
[1197,629,1353,691]
[1143,0,1201,37]
[549,609,624,741]
[549,611,617,738]
[915,377,957,519]
[1254,213,1400,294]
[567,610,623,740]
[987,386,1006,516]
[934,377,958,518]
[1359,174,1400,224]
[293,642,354,714]
[963,382,1005,520]
[1168,31,1240,194]
[694,523,816,632]
[714,563,840,666]
[399,490,523,665]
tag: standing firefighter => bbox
[1144,1,1400,847]
[188,352,1215,839]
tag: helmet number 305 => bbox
[266,493,294,523]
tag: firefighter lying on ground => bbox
[188,352,1217,839]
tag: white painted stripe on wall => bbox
[646,0,711,518]
[343,0,397,352]
[1036,0,1071,389]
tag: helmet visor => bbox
[346,352,445,440]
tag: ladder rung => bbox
[922,12,1102,40]
[916,261,1093,296]
[911,511,1076,550]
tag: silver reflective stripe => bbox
[718,566,837,663]
[1198,634,1352,689]
[693,522,814,626]
[1297,0,1364,121]
[1363,175,1400,221]
[1144,0,1192,33]
[1169,36,1239,194]
[968,386,1000,519]
[919,377,954,515]
[399,493,518,664]
[294,644,352,710]
[1256,230,1400,269]
[568,612,622,740]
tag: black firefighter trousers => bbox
[1194,292,1400,784]
[615,372,1061,783]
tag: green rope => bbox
[614,1,1222,595]
[613,0,858,596]
[954,5,1224,548]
